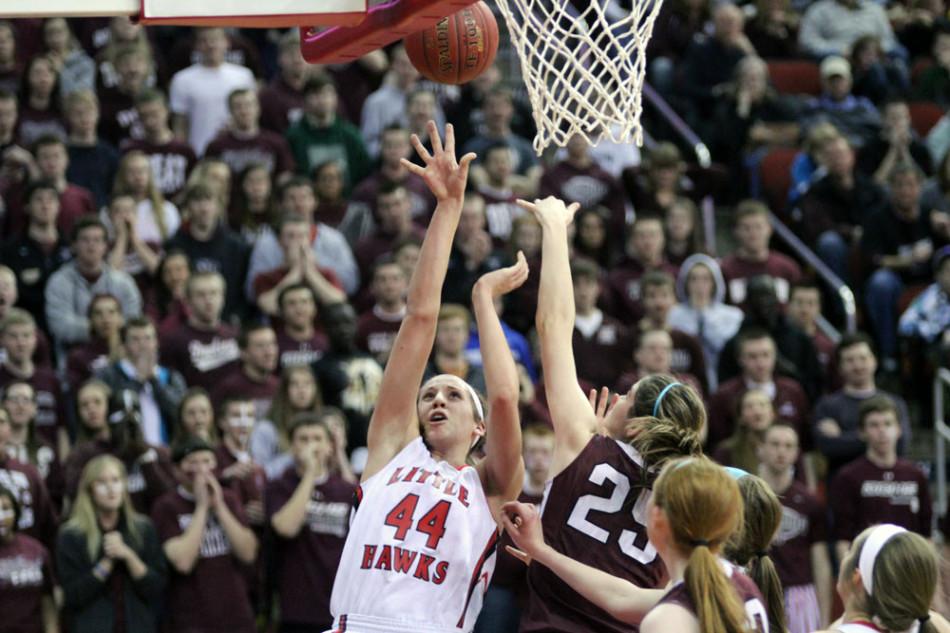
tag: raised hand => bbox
[474,251,530,299]
[401,121,475,203]
[589,387,622,436]
[517,196,580,229]
[500,500,547,562]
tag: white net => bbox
[492,0,663,153]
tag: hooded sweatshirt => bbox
[667,254,743,390]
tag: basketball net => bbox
[493,0,662,153]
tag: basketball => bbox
[403,1,499,85]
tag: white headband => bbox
[858,524,906,596]
[463,382,485,422]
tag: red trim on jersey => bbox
[333,614,347,631]
[354,486,363,510]
[456,530,500,628]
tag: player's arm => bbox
[501,501,664,624]
[519,197,595,475]
[362,121,475,480]
[473,253,529,501]
[810,541,833,626]
[639,603,700,633]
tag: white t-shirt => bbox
[169,62,255,155]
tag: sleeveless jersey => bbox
[652,561,769,633]
[836,624,880,633]
[329,437,498,633]
[522,435,663,633]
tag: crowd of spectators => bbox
[0,5,946,632]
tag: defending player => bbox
[326,121,526,633]
[517,195,705,632]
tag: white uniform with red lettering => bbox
[328,437,499,633]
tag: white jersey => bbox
[836,625,879,633]
[328,437,499,633]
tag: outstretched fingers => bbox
[427,120,444,156]
[400,157,426,177]
[409,133,432,163]
[444,122,456,157]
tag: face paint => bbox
[228,413,255,429]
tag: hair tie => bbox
[755,550,769,558]
[920,615,931,624]
[653,382,683,417]
[858,524,906,596]
[689,538,709,547]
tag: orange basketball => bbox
[404,1,499,85]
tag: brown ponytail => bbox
[653,458,746,633]
[630,416,703,471]
[629,374,705,471]
[723,476,786,633]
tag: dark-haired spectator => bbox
[64,90,118,208]
[0,406,58,549]
[2,381,64,508]
[245,178,358,297]
[169,27,255,155]
[0,309,66,453]
[915,27,950,107]
[0,265,52,369]
[286,73,371,192]
[213,398,266,528]
[606,215,678,322]
[97,318,186,447]
[45,216,142,347]
[664,197,703,268]
[231,163,277,243]
[899,245,950,361]
[573,207,617,269]
[357,258,407,366]
[31,135,96,236]
[830,396,930,561]
[312,161,351,228]
[0,23,18,95]
[211,324,279,420]
[56,454,166,633]
[745,0,800,58]
[786,282,837,382]
[800,56,881,149]
[857,98,932,184]
[849,35,909,106]
[123,89,197,200]
[164,184,248,321]
[353,183,425,287]
[476,143,526,246]
[813,333,912,478]
[463,87,541,181]
[615,328,704,396]
[799,135,887,281]
[0,484,58,633]
[146,250,190,335]
[798,0,898,58]
[275,285,331,369]
[625,142,693,217]
[17,55,66,146]
[66,293,124,390]
[150,437,258,633]
[720,199,802,306]
[159,271,239,392]
[0,180,73,334]
[708,329,809,450]
[252,212,346,317]
[442,193,507,308]
[860,165,935,366]
[259,30,309,135]
[267,414,355,632]
[205,88,294,181]
[177,389,216,445]
[97,43,150,146]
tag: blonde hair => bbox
[653,458,747,633]
[113,150,169,239]
[0,307,36,335]
[64,455,144,560]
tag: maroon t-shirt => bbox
[205,129,295,176]
[0,365,64,447]
[210,369,279,421]
[813,330,838,391]
[719,252,803,306]
[265,467,355,628]
[258,76,304,135]
[356,305,404,363]
[57,184,96,238]
[539,161,628,241]
[651,563,768,633]
[65,337,111,390]
[276,326,329,368]
[605,257,679,322]
[214,445,266,510]
[706,376,810,451]
[668,329,709,395]
[350,171,436,224]
[121,138,198,200]
[159,322,240,393]
[150,487,256,633]
[478,183,521,244]
[98,86,140,146]
[572,313,632,391]
[830,456,932,542]
[0,457,57,549]
[522,435,664,633]
[251,265,343,300]
[16,106,66,147]
[772,480,826,588]
[0,533,54,633]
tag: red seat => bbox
[758,146,799,216]
[908,100,945,137]
[767,60,822,96]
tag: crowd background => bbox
[0,2,947,631]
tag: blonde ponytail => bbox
[685,544,748,633]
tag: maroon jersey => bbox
[65,337,111,390]
[151,487,256,633]
[275,326,329,368]
[706,376,810,450]
[0,457,57,549]
[0,533,54,633]
[772,480,826,588]
[265,467,355,628]
[350,171,436,224]
[214,445,266,510]
[650,562,768,633]
[159,322,240,393]
[210,369,279,421]
[830,456,932,542]
[572,312,632,390]
[98,86,140,146]
[259,76,304,135]
[204,129,295,176]
[478,183,522,243]
[0,366,64,447]
[522,435,663,633]
[668,329,709,395]
[121,138,197,200]
[719,252,802,306]
[356,305,405,363]
[605,258,679,322]
[539,161,628,241]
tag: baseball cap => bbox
[820,56,852,80]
